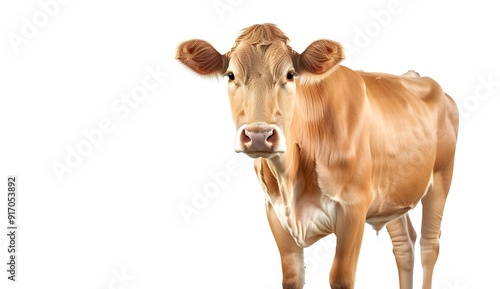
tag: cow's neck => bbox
[268,66,366,176]
[263,65,367,214]
[283,66,363,170]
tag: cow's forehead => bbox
[229,41,293,83]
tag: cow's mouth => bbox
[238,150,285,159]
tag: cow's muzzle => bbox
[234,123,286,158]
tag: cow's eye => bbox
[286,71,296,81]
[225,72,235,81]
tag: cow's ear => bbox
[294,40,344,83]
[176,39,228,76]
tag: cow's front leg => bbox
[329,202,367,289]
[266,202,305,289]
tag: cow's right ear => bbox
[175,39,228,76]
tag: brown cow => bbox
[176,23,458,289]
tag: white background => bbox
[1,0,499,288]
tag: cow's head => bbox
[176,23,344,158]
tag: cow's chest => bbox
[266,190,338,248]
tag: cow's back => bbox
[358,71,458,170]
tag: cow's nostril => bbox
[241,129,252,145]
[265,129,276,144]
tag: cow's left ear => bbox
[176,39,228,76]
[294,39,344,83]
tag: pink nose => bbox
[240,125,278,153]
